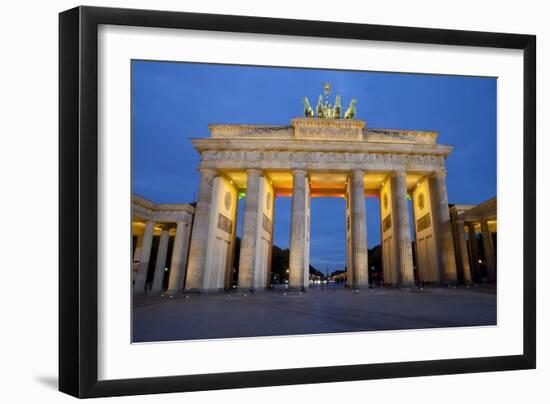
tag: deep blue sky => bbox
[132,60,496,272]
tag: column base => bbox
[183,287,225,294]
[382,282,401,288]
[399,280,416,289]
[182,288,202,294]
[441,280,458,288]
[201,288,225,294]
[236,285,254,294]
[165,288,183,296]
[236,286,267,294]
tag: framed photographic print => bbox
[59,6,536,398]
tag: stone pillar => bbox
[431,171,458,284]
[133,233,143,262]
[455,220,472,284]
[225,201,240,291]
[185,168,217,291]
[468,223,480,279]
[151,229,169,293]
[481,219,496,283]
[132,233,143,285]
[391,171,415,286]
[167,221,191,294]
[289,169,308,290]
[349,170,369,288]
[134,220,154,293]
[237,169,262,291]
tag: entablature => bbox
[198,149,446,173]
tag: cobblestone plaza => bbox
[133,285,496,342]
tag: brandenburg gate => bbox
[182,90,460,293]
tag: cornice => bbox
[191,137,453,156]
[132,194,195,214]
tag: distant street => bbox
[133,285,496,342]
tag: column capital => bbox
[245,168,263,177]
[351,170,365,178]
[198,167,218,176]
[292,169,308,177]
[391,170,407,178]
[433,169,448,178]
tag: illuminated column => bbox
[468,223,480,278]
[185,168,217,291]
[134,220,154,293]
[350,170,369,288]
[289,169,309,290]
[431,171,458,284]
[151,229,169,293]
[167,221,191,294]
[455,220,472,284]
[392,171,415,286]
[133,234,143,263]
[481,220,496,283]
[237,169,262,291]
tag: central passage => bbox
[268,195,382,288]
[309,197,346,276]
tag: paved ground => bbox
[132,285,496,342]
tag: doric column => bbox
[455,220,472,284]
[468,223,480,279]
[237,169,262,291]
[167,221,192,294]
[350,170,369,288]
[391,171,415,286]
[133,233,143,263]
[151,229,169,293]
[289,169,308,290]
[431,171,458,284]
[134,220,154,293]
[185,168,217,291]
[481,219,496,283]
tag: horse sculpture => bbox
[316,95,325,118]
[332,95,342,119]
[303,96,314,118]
[344,98,357,119]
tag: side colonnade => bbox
[132,195,194,295]
[450,198,497,284]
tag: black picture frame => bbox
[59,5,536,398]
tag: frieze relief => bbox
[200,150,445,171]
[209,124,293,138]
[295,126,361,140]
